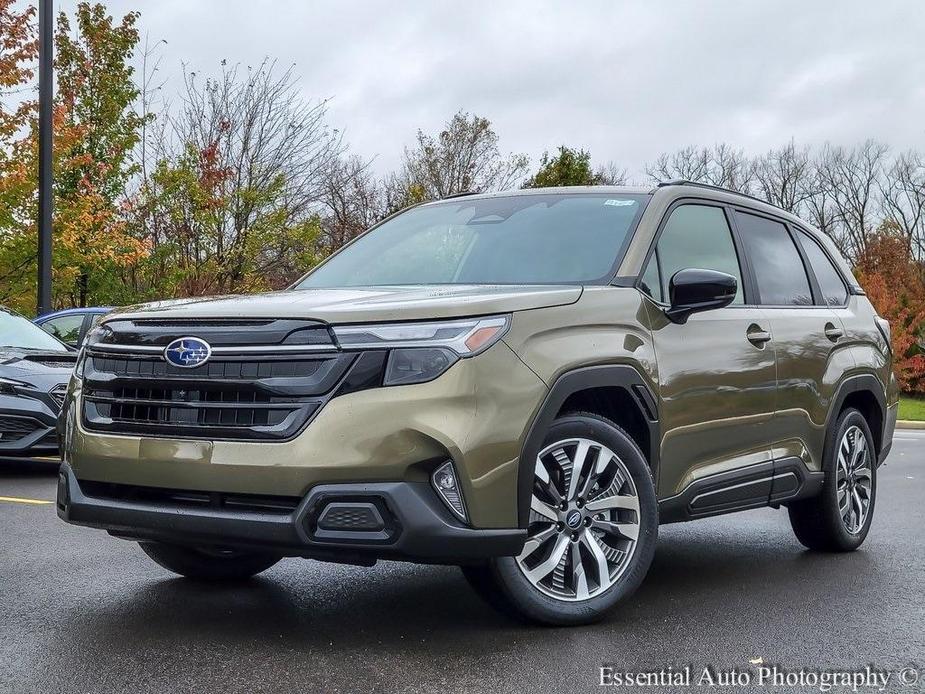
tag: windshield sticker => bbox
[604,199,637,207]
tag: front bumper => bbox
[57,463,525,564]
[0,393,60,460]
[64,340,547,528]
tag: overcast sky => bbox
[58,0,925,181]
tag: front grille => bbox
[0,416,43,443]
[85,385,297,428]
[81,318,357,441]
[88,355,329,380]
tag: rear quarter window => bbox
[797,230,849,306]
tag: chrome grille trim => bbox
[88,343,339,355]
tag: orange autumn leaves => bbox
[855,223,925,394]
[0,1,147,312]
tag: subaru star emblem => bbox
[566,510,582,529]
[164,337,211,368]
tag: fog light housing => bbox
[431,461,468,523]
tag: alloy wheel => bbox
[516,437,641,601]
[836,425,873,535]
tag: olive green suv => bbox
[57,182,897,625]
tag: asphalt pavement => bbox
[2,433,923,694]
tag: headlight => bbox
[333,315,510,386]
[74,324,109,378]
[0,376,26,396]
[333,315,509,355]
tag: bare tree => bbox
[801,164,841,245]
[754,140,811,212]
[645,144,755,193]
[816,140,889,261]
[388,111,529,207]
[595,161,628,186]
[318,154,385,255]
[880,150,925,257]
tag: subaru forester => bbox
[57,182,897,625]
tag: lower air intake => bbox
[316,502,385,531]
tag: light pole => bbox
[37,0,53,315]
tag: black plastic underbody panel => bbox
[658,456,825,524]
[57,464,527,565]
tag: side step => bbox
[658,457,825,524]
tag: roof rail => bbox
[654,179,775,209]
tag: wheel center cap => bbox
[565,509,583,529]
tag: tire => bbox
[464,412,658,626]
[139,541,281,580]
[788,408,877,552]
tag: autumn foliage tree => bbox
[0,2,148,312]
[855,222,925,393]
[0,0,38,307]
[53,2,149,306]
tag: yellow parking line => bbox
[0,495,53,505]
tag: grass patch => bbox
[899,396,925,421]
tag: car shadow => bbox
[0,458,60,478]
[49,518,879,656]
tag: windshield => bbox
[0,309,69,351]
[296,193,648,288]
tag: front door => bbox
[639,203,777,501]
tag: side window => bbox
[734,211,812,306]
[639,250,663,302]
[40,314,84,345]
[647,204,744,304]
[797,231,848,306]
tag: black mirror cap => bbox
[666,268,738,324]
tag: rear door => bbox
[731,209,850,480]
[639,202,777,503]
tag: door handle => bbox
[824,323,844,342]
[746,326,772,345]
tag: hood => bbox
[106,285,584,324]
[0,348,76,390]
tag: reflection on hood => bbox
[0,348,75,390]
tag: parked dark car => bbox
[1,306,76,462]
[34,307,112,348]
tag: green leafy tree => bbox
[523,145,626,188]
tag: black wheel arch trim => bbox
[517,364,659,528]
[826,373,888,460]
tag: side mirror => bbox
[666,268,737,324]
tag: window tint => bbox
[41,314,84,345]
[734,212,812,306]
[648,205,743,304]
[797,231,848,306]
